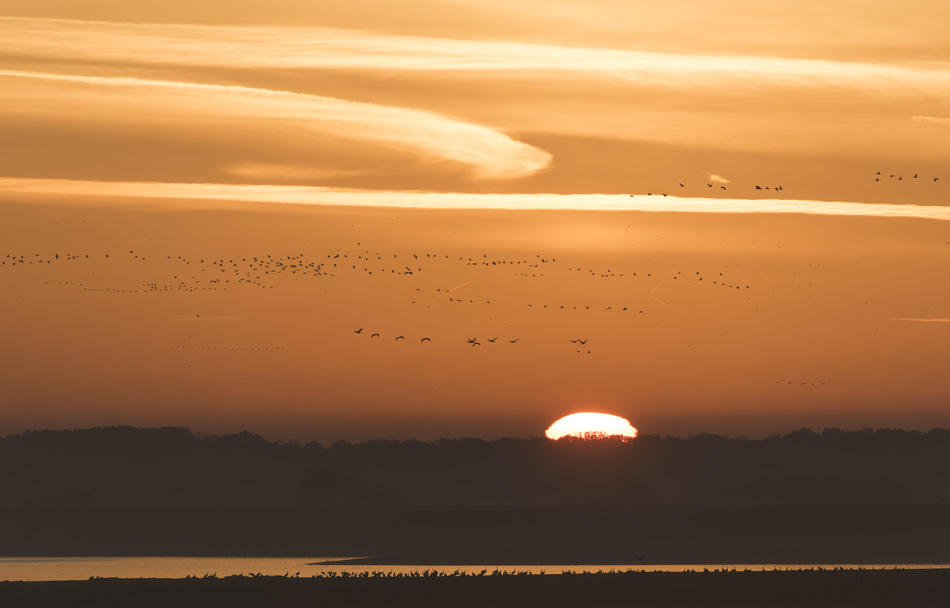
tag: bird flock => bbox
[873,171,940,182]
[2,244,757,359]
[632,181,784,196]
[633,170,944,196]
[350,330,597,353]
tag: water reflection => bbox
[2,558,949,582]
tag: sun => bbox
[545,412,638,440]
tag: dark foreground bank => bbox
[3,505,949,564]
[3,569,949,607]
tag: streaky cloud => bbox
[891,318,950,323]
[911,116,950,124]
[3,177,950,221]
[0,70,551,179]
[3,17,950,92]
[226,163,368,181]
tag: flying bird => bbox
[354,328,363,334]
[371,333,380,338]
[487,337,499,343]
[395,336,405,341]
[509,339,519,343]
[421,337,431,343]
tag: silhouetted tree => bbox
[1,426,948,507]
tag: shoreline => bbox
[3,569,949,607]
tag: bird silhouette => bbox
[487,337,499,343]
[354,328,363,334]
[371,333,380,338]
[421,337,431,343]
[466,337,478,344]
[509,339,519,343]
[395,336,404,341]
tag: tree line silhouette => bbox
[5,568,950,608]
[1,426,948,508]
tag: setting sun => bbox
[545,412,638,440]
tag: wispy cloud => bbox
[0,70,551,179]
[708,174,731,184]
[4,17,950,92]
[226,163,367,181]
[911,116,950,124]
[891,318,950,323]
[3,17,949,165]
[3,177,950,221]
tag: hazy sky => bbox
[1,1,948,441]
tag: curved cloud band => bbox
[3,177,949,221]
[0,70,551,179]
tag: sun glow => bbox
[545,412,638,440]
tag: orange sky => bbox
[1,1,948,441]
